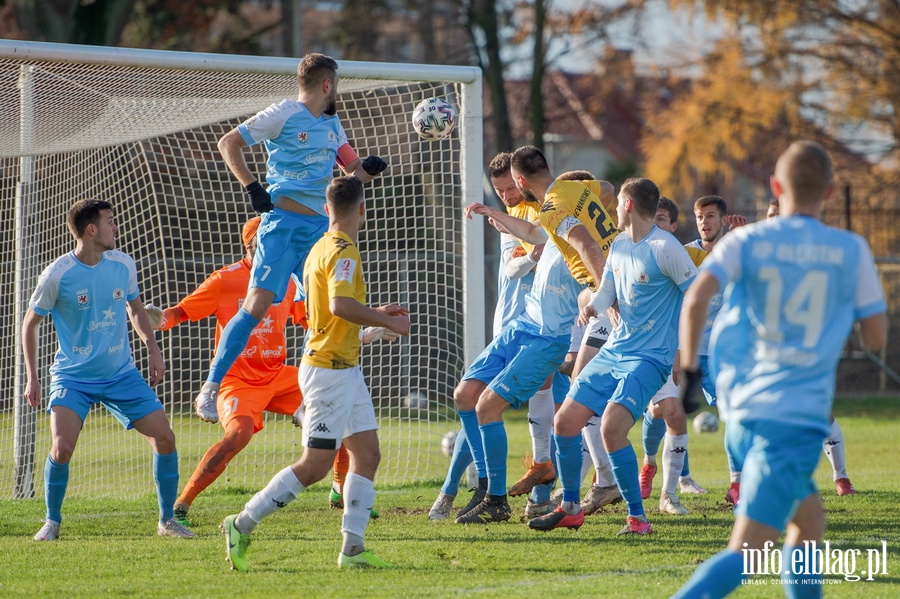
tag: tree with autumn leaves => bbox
[646,0,900,200]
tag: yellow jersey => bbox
[685,244,708,267]
[539,180,618,287]
[302,230,366,369]
[507,199,542,254]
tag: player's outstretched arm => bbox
[465,202,546,245]
[127,297,166,386]
[22,308,44,408]
[331,297,410,337]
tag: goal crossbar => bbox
[1,40,484,499]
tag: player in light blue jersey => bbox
[673,141,887,598]
[529,177,698,535]
[195,53,388,422]
[24,199,192,541]
[453,239,583,524]
[428,153,549,521]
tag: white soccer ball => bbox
[440,430,457,457]
[412,97,457,140]
[693,411,719,434]
[404,390,429,411]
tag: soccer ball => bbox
[404,390,429,410]
[693,411,719,434]
[412,97,457,140]
[440,430,457,457]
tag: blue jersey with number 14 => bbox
[705,216,886,434]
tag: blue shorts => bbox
[569,348,667,422]
[699,355,717,406]
[251,208,329,303]
[462,321,569,409]
[49,368,163,429]
[727,419,823,530]
[551,370,570,405]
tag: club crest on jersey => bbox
[112,288,124,301]
[76,289,89,308]
[328,131,337,143]
[298,131,309,144]
[637,272,649,284]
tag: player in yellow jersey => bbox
[221,176,409,572]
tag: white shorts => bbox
[581,313,612,349]
[649,373,679,405]
[298,364,377,450]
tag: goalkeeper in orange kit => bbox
[152,217,388,527]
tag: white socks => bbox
[662,434,688,496]
[528,388,555,463]
[823,419,848,480]
[341,473,376,555]
[582,416,614,487]
[237,466,305,533]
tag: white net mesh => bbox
[0,51,476,498]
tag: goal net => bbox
[0,41,484,499]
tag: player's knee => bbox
[50,440,75,464]
[474,395,505,424]
[223,418,255,449]
[152,428,177,455]
[553,410,579,436]
[453,383,477,411]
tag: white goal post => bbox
[0,40,484,498]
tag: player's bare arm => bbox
[22,308,44,408]
[566,225,607,284]
[331,297,411,337]
[127,297,166,386]
[465,202,545,245]
[858,312,887,353]
[218,129,255,186]
[678,271,720,371]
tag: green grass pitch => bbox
[1,396,898,597]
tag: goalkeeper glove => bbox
[679,368,703,416]
[245,181,273,213]
[361,156,387,176]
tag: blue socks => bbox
[479,421,508,497]
[642,412,666,457]
[672,550,745,598]
[208,308,261,384]
[44,455,69,523]
[440,427,473,496]
[554,433,583,503]
[153,452,179,522]
[609,445,643,517]
[458,409,487,478]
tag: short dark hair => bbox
[67,199,112,238]
[326,176,364,217]
[776,141,833,204]
[488,152,512,179]
[510,145,550,178]
[557,170,596,181]
[693,195,727,216]
[620,178,660,218]
[297,53,338,91]
[657,196,679,223]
